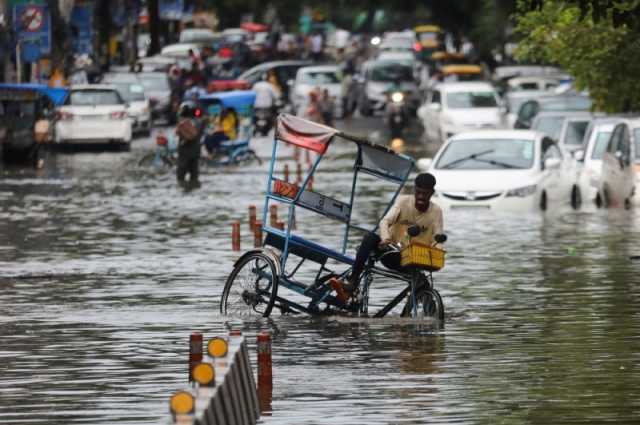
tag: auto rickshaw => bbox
[414,25,444,61]
[441,64,485,82]
[0,83,68,162]
[198,90,261,165]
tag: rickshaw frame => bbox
[221,114,445,320]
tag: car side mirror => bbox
[572,149,585,162]
[434,234,447,244]
[417,157,433,171]
[286,79,294,87]
[544,157,562,170]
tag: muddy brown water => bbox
[1,121,639,424]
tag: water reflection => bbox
[1,124,639,424]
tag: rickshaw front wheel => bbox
[220,252,278,317]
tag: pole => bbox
[16,41,22,83]
[257,331,273,413]
[189,332,203,382]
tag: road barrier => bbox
[170,332,264,425]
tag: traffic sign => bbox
[13,3,51,62]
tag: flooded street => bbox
[1,119,639,424]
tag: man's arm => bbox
[379,198,402,242]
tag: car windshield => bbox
[102,73,138,84]
[370,64,413,82]
[564,120,590,145]
[69,90,122,105]
[532,116,565,140]
[436,139,535,170]
[300,71,341,85]
[139,75,170,91]
[114,83,146,102]
[446,92,497,109]
[591,131,612,159]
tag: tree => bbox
[514,0,640,112]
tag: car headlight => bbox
[506,184,537,197]
[391,92,404,103]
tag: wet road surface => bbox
[1,117,639,424]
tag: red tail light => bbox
[156,135,168,146]
[414,42,422,52]
[194,108,202,118]
[110,111,126,120]
[57,111,74,121]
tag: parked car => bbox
[514,94,592,129]
[355,59,419,116]
[506,76,561,92]
[418,130,576,211]
[504,90,550,128]
[290,65,343,118]
[573,118,623,206]
[101,73,152,136]
[179,28,222,47]
[417,82,505,143]
[138,72,173,123]
[557,114,599,153]
[161,43,201,59]
[55,85,132,148]
[237,60,312,103]
[598,119,640,208]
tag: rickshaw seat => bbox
[264,229,355,266]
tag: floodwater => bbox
[1,120,639,424]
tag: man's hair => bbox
[415,173,436,190]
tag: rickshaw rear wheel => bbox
[220,252,278,317]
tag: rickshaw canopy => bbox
[0,83,69,106]
[415,25,442,33]
[442,64,483,76]
[199,90,256,117]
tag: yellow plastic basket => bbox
[400,243,445,271]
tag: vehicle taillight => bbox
[194,108,202,118]
[110,111,126,120]
[414,42,422,52]
[57,111,73,121]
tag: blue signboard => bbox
[159,0,183,21]
[13,3,51,62]
[71,3,93,54]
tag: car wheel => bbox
[540,191,548,211]
[595,192,602,208]
[571,186,582,210]
[624,198,632,210]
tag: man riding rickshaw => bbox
[220,114,448,321]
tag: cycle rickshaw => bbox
[220,114,446,321]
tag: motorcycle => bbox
[254,107,275,136]
[386,90,408,140]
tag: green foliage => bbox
[515,0,640,112]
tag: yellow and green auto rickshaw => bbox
[414,25,444,61]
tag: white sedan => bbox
[290,65,343,118]
[418,82,505,144]
[55,85,132,148]
[418,130,577,212]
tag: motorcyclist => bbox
[385,77,407,139]
[175,101,203,189]
[252,73,279,134]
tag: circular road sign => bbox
[21,6,44,33]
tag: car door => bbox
[540,138,565,204]
[602,124,625,204]
[616,124,634,203]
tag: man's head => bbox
[414,173,436,212]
